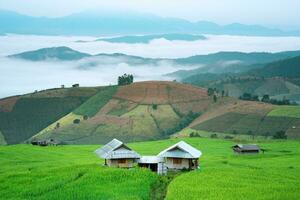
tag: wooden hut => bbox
[232,144,260,154]
[138,156,167,175]
[95,139,140,168]
[158,141,202,170]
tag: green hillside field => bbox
[33,82,206,144]
[0,87,103,144]
[268,106,300,118]
[1,137,300,200]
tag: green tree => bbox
[213,95,217,103]
[118,74,134,86]
[207,88,214,96]
[262,94,270,102]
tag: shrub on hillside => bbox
[189,132,201,137]
[211,134,218,138]
[55,123,60,129]
[152,104,158,110]
[273,131,287,139]
[73,119,80,124]
[224,135,234,139]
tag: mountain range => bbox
[9,46,300,70]
[1,9,300,36]
[7,46,300,103]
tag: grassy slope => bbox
[268,106,300,118]
[0,87,100,144]
[1,138,300,199]
[0,96,88,144]
[33,86,118,140]
[34,113,84,137]
[38,104,181,144]
[73,86,118,117]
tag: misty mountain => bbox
[249,56,300,78]
[1,9,299,36]
[8,47,166,71]
[9,47,91,61]
[95,34,206,43]
[8,47,300,75]
[169,50,300,79]
[78,53,162,69]
[182,55,300,102]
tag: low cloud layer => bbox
[1,34,300,98]
[0,57,186,98]
[2,34,300,58]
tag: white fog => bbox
[1,34,300,98]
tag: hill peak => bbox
[114,81,208,104]
[8,46,91,61]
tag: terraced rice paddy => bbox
[1,138,300,200]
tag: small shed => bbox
[95,139,140,168]
[138,156,167,175]
[232,144,260,154]
[158,141,202,170]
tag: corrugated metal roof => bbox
[158,141,202,159]
[234,144,260,151]
[138,156,164,163]
[95,139,140,159]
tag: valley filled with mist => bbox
[2,34,300,98]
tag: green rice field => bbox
[1,138,300,199]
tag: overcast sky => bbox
[0,0,300,30]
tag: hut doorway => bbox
[139,163,158,172]
[138,156,166,175]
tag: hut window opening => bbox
[173,158,182,164]
[118,159,126,164]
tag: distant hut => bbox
[158,141,202,170]
[31,139,58,146]
[95,139,140,168]
[138,156,167,175]
[232,144,261,154]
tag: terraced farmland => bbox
[3,81,300,145]
[34,81,208,144]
